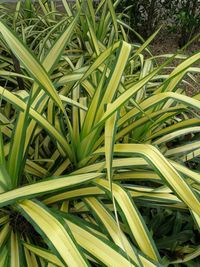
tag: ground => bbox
[149,30,200,96]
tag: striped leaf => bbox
[18,200,89,267]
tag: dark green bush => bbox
[117,0,200,46]
[172,0,200,46]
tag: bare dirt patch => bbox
[149,31,200,96]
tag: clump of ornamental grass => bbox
[0,1,200,266]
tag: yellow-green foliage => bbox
[0,1,200,266]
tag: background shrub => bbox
[117,0,200,46]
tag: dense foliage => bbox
[0,1,200,266]
[117,0,200,45]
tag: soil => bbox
[149,31,200,96]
